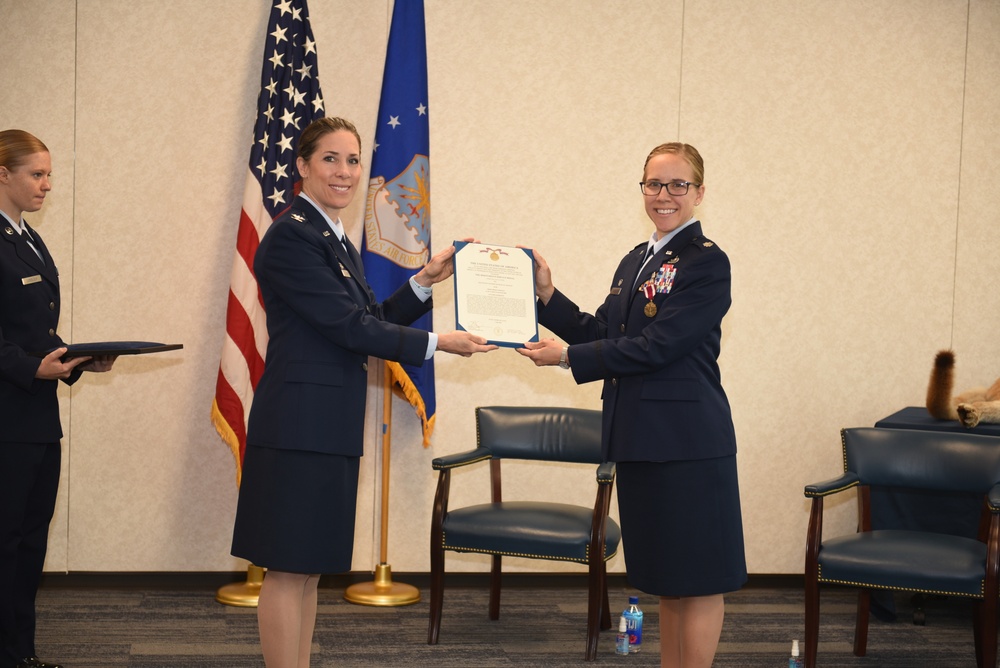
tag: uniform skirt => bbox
[616,455,747,597]
[231,444,360,574]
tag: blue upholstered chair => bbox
[427,406,621,661]
[804,427,1000,668]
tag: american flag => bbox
[212,0,324,484]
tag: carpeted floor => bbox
[33,575,981,667]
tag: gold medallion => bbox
[644,302,657,317]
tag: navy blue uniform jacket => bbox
[246,196,431,457]
[0,220,77,444]
[538,221,736,463]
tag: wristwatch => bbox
[558,347,570,369]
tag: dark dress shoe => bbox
[17,658,64,668]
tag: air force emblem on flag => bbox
[363,155,430,270]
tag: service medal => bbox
[642,282,657,317]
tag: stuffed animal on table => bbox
[926,350,1000,428]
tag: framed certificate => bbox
[453,242,538,348]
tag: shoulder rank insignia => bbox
[703,241,714,247]
[291,212,306,222]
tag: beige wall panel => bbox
[953,0,1000,381]
[0,0,77,571]
[681,0,971,572]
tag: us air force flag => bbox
[361,0,435,445]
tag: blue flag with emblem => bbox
[361,0,435,445]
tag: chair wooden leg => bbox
[428,469,450,645]
[981,513,1000,668]
[600,563,611,630]
[973,601,984,668]
[489,554,502,621]
[804,495,824,668]
[427,546,444,644]
[584,560,604,661]
[803,570,820,668]
[979,595,998,668]
[853,589,871,657]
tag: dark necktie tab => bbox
[341,235,365,279]
[23,231,44,265]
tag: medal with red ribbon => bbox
[642,281,657,317]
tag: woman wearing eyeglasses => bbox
[518,143,746,668]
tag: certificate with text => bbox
[453,242,538,348]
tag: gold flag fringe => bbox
[210,398,243,487]
[385,360,435,446]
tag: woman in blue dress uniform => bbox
[231,117,494,668]
[518,143,746,668]
[0,129,115,668]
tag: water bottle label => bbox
[625,612,643,646]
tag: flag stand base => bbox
[344,563,420,607]
[216,564,264,607]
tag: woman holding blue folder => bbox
[0,129,115,668]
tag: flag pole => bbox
[344,361,420,606]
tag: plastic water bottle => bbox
[615,615,630,655]
[789,639,803,667]
[623,596,643,653]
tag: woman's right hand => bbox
[530,248,555,304]
[436,331,499,357]
[35,348,90,380]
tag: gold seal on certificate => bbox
[453,241,539,348]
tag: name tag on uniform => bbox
[609,287,622,295]
[22,274,42,285]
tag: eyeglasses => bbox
[639,180,700,196]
